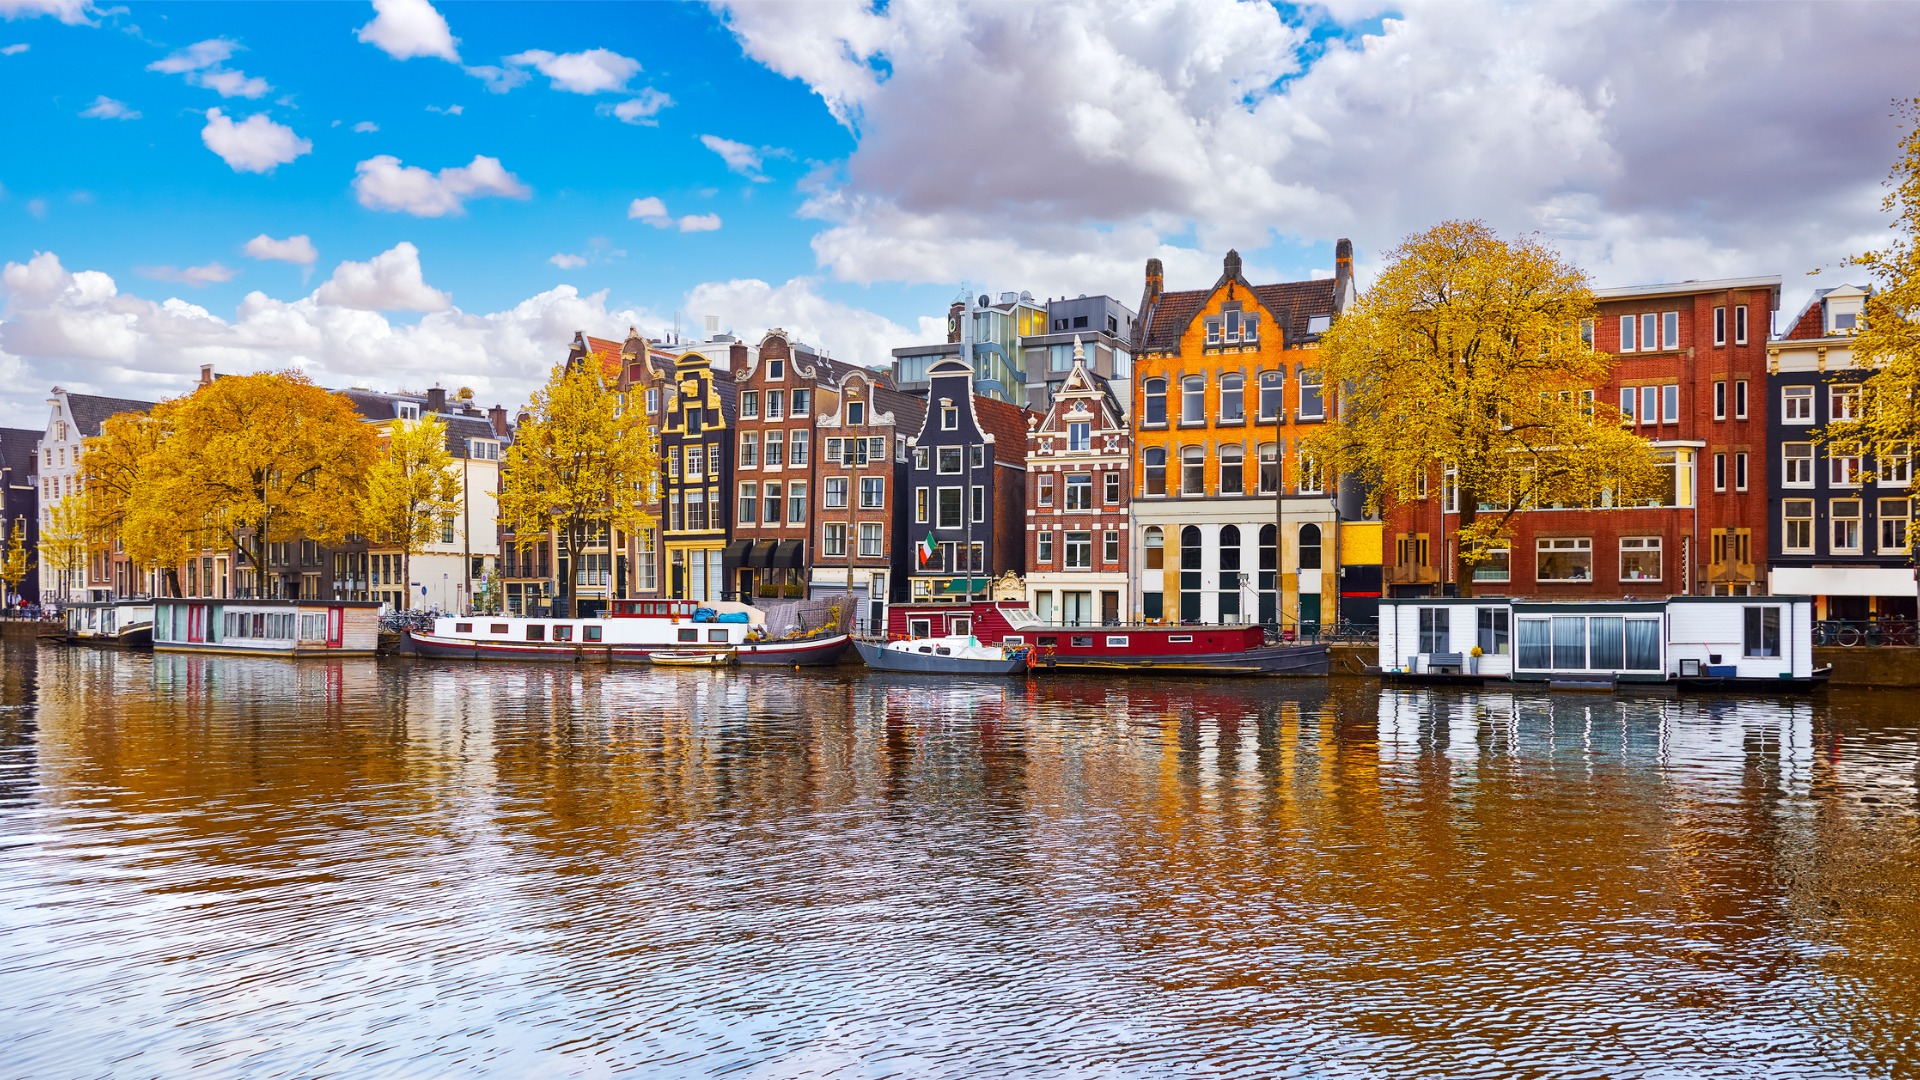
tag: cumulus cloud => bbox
[425,103,463,115]
[601,87,672,125]
[549,253,586,269]
[502,47,640,94]
[2,43,30,55]
[356,0,459,62]
[627,196,721,233]
[201,108,311,173]
[352,154,530,216]
[352,120,378,133]
[677,213,723,233]
[244,233,318,266]
[0,249,662,426]
[80,95,139,120]
[135,263,237,286]
[147,38,271,98]
[683,276,930,370]
[0,0,94,25]
[312,242,450,311]
[699,134,769,180]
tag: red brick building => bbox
[811,366,924,632]
[1386,276,1780,598]
[1024,345,1132,624]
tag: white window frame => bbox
[1830,498,1863,554]
[1619,314,1636,352]
[1713,306,1727,346]
[1782,443,1814,488]
[1536,537,1594,582]
[860,477,885,509]
[1619,536,1662,582]
[1782,386,1814,424]
[1782,499,1815,554]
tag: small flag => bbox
[918,532,937,567]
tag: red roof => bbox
[582,335,623,379]
[973,395,1034,466]
[1781,302,1826,341]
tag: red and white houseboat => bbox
[885,600,1328,677]
[409,599,851,665]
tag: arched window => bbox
[1181,446,1206,495]
[1219,444,1245,495]
[1181,375,1206,424]
[1143,378,1167,426]
[1259,371,1285,421]
[1143,525,1164,569]
[1258,443,1279,493]
[1299,523,1322,570]
[1219,525,1242,620]
[1143,446,1167,496]
[1179,525,1203,622]
[1180,525,1203,568]
[1220,373,1245,423]
[1257,523,1278,625]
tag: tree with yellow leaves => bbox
[38,494,90,601]
[359,415,461,611]
[498,358,659,617]
[1822,99,1920,539]
[0,519,30,610]
[84,371,378,596]
[1305,221,1660,595]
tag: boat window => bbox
[1106,636,1129,648]
[708,629,729,643]
[918,646,932,653]
[527,625,546,642]
[679,628,698,643]
[491,624,508,635]
[1003,635,1025,645]
[936,647,951,655]
[553,626,574,642]
[455,622,472,633]
[1039,636,1058,647]
[1071,636,1093,648]
[1169,634,1193,643]
[584,626,603,642]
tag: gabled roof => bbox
[337,389,507,454]
[1135,250,1341,353]
[60,392,155,437]
[569,331,625,380]
[1779,285,1869,342]
[0,427,39,484]
[973,394,1032,466]
[1033,358,1124,434]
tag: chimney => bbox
[1334,238,1354,309]
[488,404,509,438]
[704,314,720,339]
[426,385,447,414]
[1144,258,1163,304]
[1222,249,1242,282]
[947,300,965,344]
[199,364,214,387]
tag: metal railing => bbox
[1812,618,1918,648]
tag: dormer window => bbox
[397,402,420,421]
[1834,311,1858,332]
[767,357,785,380]
[1307,314,1332,334]
[847,400,866,425]
[1244,315,1259,344]
[1205,318,1221,346]
[468,439,500,461]
[941,403,958,431]
[1223,308,1242,343]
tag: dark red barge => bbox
[885,601,1328,677]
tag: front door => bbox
[1101,591,1119,625]
[326,606,344,648]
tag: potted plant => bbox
[1469,644,1483,674]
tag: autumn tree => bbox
[82,409,189,595]
[0,519,30,609]
[1305,220,1661,595]
[38,494,90,601]
[88,371,378,597]
[498,359,659,618]
[1822,99,1920,531]
[359,415,461,611]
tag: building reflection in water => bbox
[4,641,1919,1077]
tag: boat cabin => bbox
[887,599,1267,657]
[1378,596,1816,684]
[152,598,381,657]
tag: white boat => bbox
[62,599,155,648]
[855,635,1032,676]
[408,598,766,663]
[649,649,735,668]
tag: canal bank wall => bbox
[1330,641,1920,688]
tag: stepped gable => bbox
[972,395,1033,466]
[63,393,155,436]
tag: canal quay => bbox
[3,639,1919,1078]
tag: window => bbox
[788,481,808,524]
[1218,445,1244,495]
[1297,453,1323,494]
[1181,447,1205,495]
[860,478,884,509]
[859,524,882,557]
[1663,311,1679,350]
[741,391,759,419]
[1258,371,1284,421]
[1735,380,1747,419]
[915,487,928,523]
[847,400,866,425]
[1219,374,1245,422]
[1205,318,1221,346]
[685,444,705,480]
[938,488,963,529]
[1714,381,1726,420]
[1037,531,1053,564]
[938,447,963,474]
[1642,313,1657,353]
[1833,385,1860,422]
[1782,386,1814,423]
[1067,421,1091,451]
[1735,305,1749,345]
[790,430,809,466]
[1038,473,1054,506]
[764,482,783,524]
[1250,443,1275,494]
[1224,308,1242,342]
[1619,387,1636,422]
[825,437,842,464]
[1662,384,1679,423]
[1832,455,1862,487]
[766,390,785,420]
[1882,445,1912,486]
[687,489,708,531]
[1181,376,1205,424]
[767,357,785,380]
[764,437,783,468]
[738,482,758,524]
[941,404,958,430]
[1744,606,1781,658]
[1619,315,1637,352]
[1537,537,1593,581]
[1143,526,1164,569]
[824,523,847,557]
[1049,343,1074,372]
[1298,370,1325,419]
[1066,473,1093,510]
[1104,472,1121,504]
[1144,447,1166,496]
[739,432,759,468]
[1419,608,1450,655]
[1473,548,1511,583]
[824,477,849,509]
[792,389,811,417]
[1735,452,1748,491]
[1243,316,1259,344]
[1831,498,1862,553]
[1299,523,1322,570]
[1620,536,1662,581]
[1879,498,1910,553]
[1580,319,1594,349]
[971,445,985,469]
[1713,453,1726,491]
[668,445,682,478]
[1714,306,1727,346]
[1065,531,1092,570]
[397,401,420,421]
[914,446,929,470]
[1477,608,1510,656]
[1783,443,1813,487]
[1144,379,1167,425]
[1782,499,1815,553]
[971,485,985,523]
[1104,531,1119,563]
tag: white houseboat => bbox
[152,598,381,657]
[1377,596,1823,690]
[409,599,777,663]
[61,599,155,648]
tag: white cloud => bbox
[548,253,586,269]
[502,47,640,94]
[244,234,318,266]
[627,196,668,223]
[352,154,530,217]
[2,43,30,55]
[626,196,721,233]
[313,242,450,311]
[80,95,139,120]
[601,88,672,125]
[0,0,93,26]
[677,213,723,233]
[352,120,378,133]
[200,108,311,173]
[147,38,271,98]
[356,0,459,63]
[465,63,527,93]
[0,249,662,426]
[682,276,924,370]
[135,263,237,286]
[26,197,46,219]
[700,134,768,180]
[425,103,463,115]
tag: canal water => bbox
[2,641,1918,1078]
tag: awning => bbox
[747,540,779,568]
[720,540,753,568]
[940,577,990,595]
[772,540,806,568]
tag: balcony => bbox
[1384,562,1439,587]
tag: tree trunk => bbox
[165,567,182,598]
[402,548,412,612]
[1454,501,1477,599]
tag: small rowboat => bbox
[649,649,734,668]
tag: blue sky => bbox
[3,0,1917,427]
